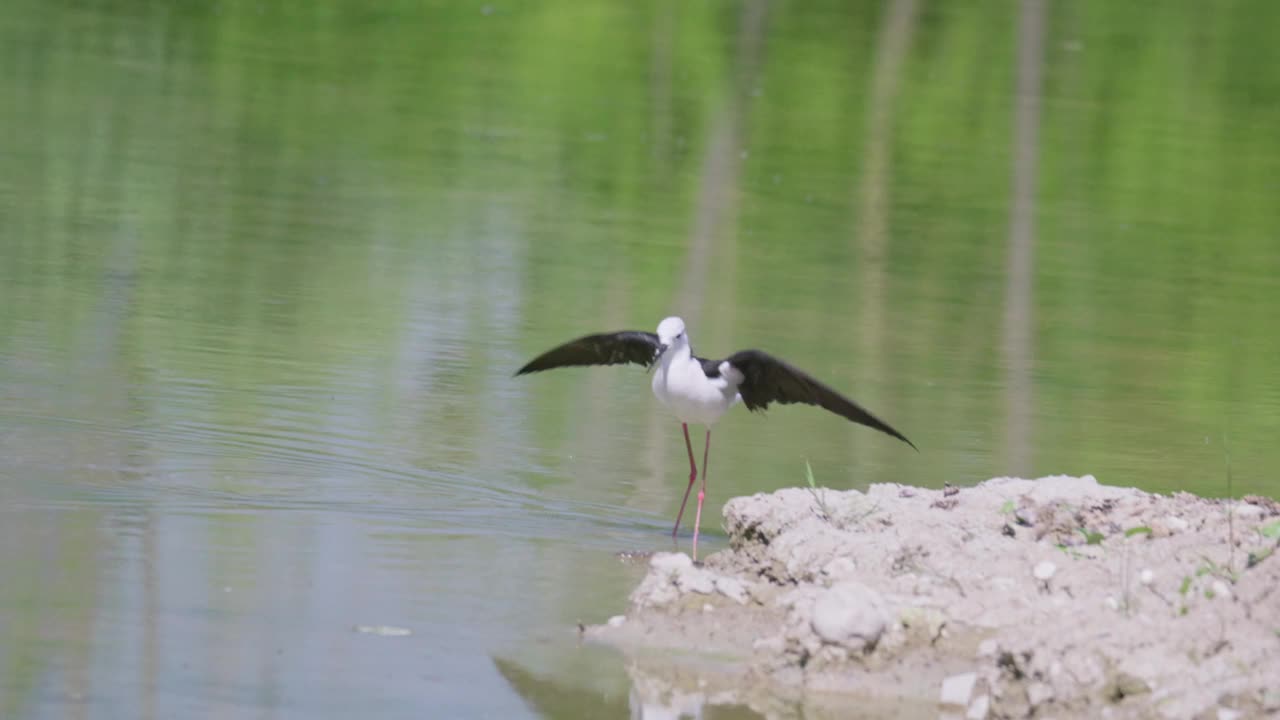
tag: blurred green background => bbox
[2,0,1277,718]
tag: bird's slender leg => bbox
[691,429,711,560]
[671,422,698,539]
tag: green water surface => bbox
[2,1,1278,718]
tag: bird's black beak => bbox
[658,343,669,354]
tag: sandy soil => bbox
[586,475,1280,719]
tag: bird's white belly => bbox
[651,358,738,426]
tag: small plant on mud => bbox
[1197,556,1240,585]
[805,459,831,521]
[803,460,879,529]
[1176,576,1193,616]
[1247,544,1275,569]
[1078,527,1106,545]
[1235,512,1280,570]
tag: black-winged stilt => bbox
[516,316,916,558]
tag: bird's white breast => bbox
[651,351,740,426]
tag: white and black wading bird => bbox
[516,316,917,559]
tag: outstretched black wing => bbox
[725,349,917,450]
[515,331,662,376]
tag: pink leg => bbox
[671,423,697,539]
[691,429,711,560]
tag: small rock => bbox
[810,581,890,651]
[1217,708,1242,720]
[1139,569,1154,586]
[1164,515,1189,533]
[899,606,947,644]
[1230,503,1264,519]
[967,694,990,720]
[1027,681,1054,708]
[1105,596,1120,611]
[675,568,715,595]
[940,672,978,707]
[1014,498,1037,527]
[650,552,693,572]
[702,603,714,613]
[976,638,1000,658]
[1104,671,1150,701]
[714,576,748,604]
[1211,580,1231,600]
[606,615,626,627]
[1034,561,1057,582]
[1242,495,1280,515]
[752,634,785,653]
[821,556,857,580]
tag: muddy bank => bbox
[586,476,1280,719]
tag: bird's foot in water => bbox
[614,550,655,565]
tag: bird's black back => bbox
[697,357,724,378]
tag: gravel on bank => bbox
[586,475,1280,719]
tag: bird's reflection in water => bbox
[493,649,941,720]
[494,653,767,720]
[615,550,655,565]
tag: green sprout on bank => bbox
[805,459,831,521]
[803,460,880,528]
[1223,430,1237,573]
[1079,528,1106,545]
[1196,556,1240,584]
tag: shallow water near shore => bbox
[3,1,1280,718]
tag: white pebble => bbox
[650,552,693,572]
[1105,596,1120,611]
[1139,569,1154,586]
[702,603,714,613]
[673,566,716,595]
[607,615,626,627]
[1211,580,1232,600]
[967,694,990,720]
[1231,503,1263,519]
[940,672,978,707]
[715,576,748,604]
[976,638,1000,658]
[1027,681,1055,707]
[1164,515,1189,533]
[822,556,858,579]
[811,582,890,651]
[1034,561,1057,582]
[1217,708,1243,720]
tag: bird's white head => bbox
[656,316,687,350]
